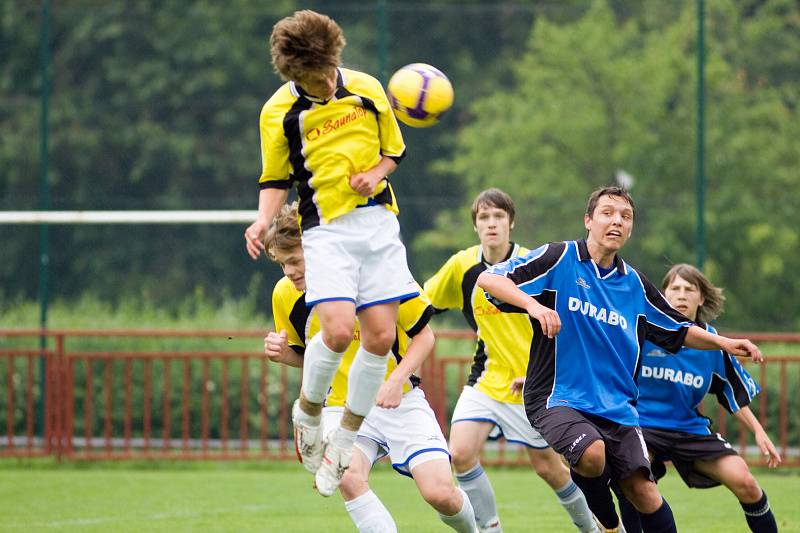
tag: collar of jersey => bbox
[479,242,517,267]
[575,239,627,276]
[291,67,346,103]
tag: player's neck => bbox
[586,239,616,269]
[482,242,512,265]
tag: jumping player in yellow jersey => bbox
[263,204,478,533]
[424,189,600,533]
[243,11,417,496]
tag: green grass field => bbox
[1,460,798,532]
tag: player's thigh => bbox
[356,301,399,352]
[449,419,494,467]
[315,299,356,344]
[411,458,459,497]
[694,454,752,488]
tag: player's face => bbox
[273,247,306,291]
[298,68,337,100]
[474,205,513,249]
[664,274,704,321]
[584,195,634,253]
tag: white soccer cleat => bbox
[291,400,323,474]
[314,437,352,497]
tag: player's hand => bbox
[349,169,383,197]
[722,338,763,363]
[526,300,561,338]
[755,430,782,468]
[245,219,268,260]
[375,379,403,409]
[509,377,525,395]
[264,330,290,363]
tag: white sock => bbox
[333,426,359,448]
[555,480,599,533]
[439,487,479,533]
[345,347,388,416]
[301,334,344,405]
[455,463,499,530]
[344,490,397,533]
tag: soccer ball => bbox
[387,63,454,128]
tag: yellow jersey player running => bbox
[243,11,417,496]
[263,204,478,533]
[424,189,600,533]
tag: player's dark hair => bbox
[471,188,515,225]
[585,186,636,219]
[265,202,302,261]
[270,10,345,83]
[662,263,725,323]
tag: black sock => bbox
[570,468,619,529]
[612,486,643,533]
[740,490,778,533]
[639,498,676,533]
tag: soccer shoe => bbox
[315,437,352,497]
[291,400,323,474]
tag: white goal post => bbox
[0,211,256,224]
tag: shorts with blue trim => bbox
[321,387,449,477]
[451,385,549,449]
[302,205,418,310]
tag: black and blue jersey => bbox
[636,323,760,435]
[485,239,692,426]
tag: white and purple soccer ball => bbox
[387,63,454,128]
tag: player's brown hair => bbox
[471,188,516,225]
[270,10,346,83]
[662,263,725,323]
[264,202,302,260]
[585,186,636,219]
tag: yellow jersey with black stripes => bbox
[424,244,532,404]
[271,277,433,407]
[259,67,406,231]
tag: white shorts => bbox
[322,388,450,477]
[451,385,549,449]
[302,206,418,310]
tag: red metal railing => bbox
[1,328,798,466]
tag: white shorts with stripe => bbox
[322,387,450,477]
[302,205,418,310]
[451,385,549,449]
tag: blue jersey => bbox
[636,324,760,435]
[485,240,692,426]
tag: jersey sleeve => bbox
[636,268,693,353]
[483,242,566,311]
[397,287,435,338]
[271,282,306,354]
[258,103,293,189]
[424,254,464,312]
[371,77,406,163]
[706,325,761,414]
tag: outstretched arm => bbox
[684,326,763,362]
[733,406,781,468]
[375,325,435,409]
[477,272,561,338]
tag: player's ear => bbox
[583,214,591,231]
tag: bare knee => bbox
[574,440,606,478]
[449,444,479,474]
[731,473,763,503]
[421,481,462,516]
[620,476,663,514]
[361,328,396,355]
[529,449,569,487]
[339,470,370,501]
[322,323,354,352]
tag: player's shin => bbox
[438,487,480,533]
[570,468,620,530]
[740,490,778,533]
[638,497,676,533]
[555,479,603,532]
[455,463,500,532]
[301,334,345,408]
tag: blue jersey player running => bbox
[477,186,764,533]
[618,263,780,533]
